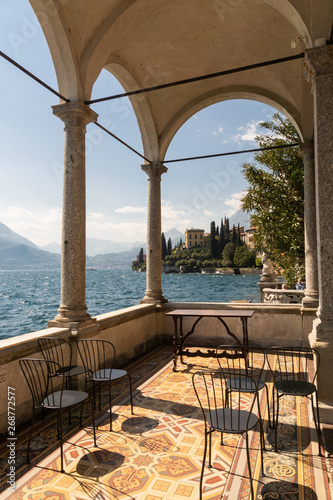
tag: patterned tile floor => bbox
[0,345,332,499]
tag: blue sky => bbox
[0,0,278,247]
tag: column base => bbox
[48,310,99,336]
[302,290,319,309]
[140,292,168,305]
[309,325,333,423]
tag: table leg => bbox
[173,317,179,371]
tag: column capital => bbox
[52,101,98,127]
[304,45,333,83]
[298,140,314,160]
[141,162,168,178]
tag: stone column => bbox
[305,45,333,420]
[299,141,319,309]
[48,102,98,331]
[141,163,168,304]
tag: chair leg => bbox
[245,432,254,500]
[264,383,272,428]
[199,428,208,500]
[26,406,36,465]
[311,392,323,456]
[256,396,266,451]
[274,395,280,452]
[109,381,113,431]
[59,409,64,473]
[208,428,213,468]
[128,374,134,414]
[91,394,97,447]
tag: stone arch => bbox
[103,61,159,162]
[263,0,312,46]
[158,87,304,161]
[28,0,81,100]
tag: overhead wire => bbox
[0,49,302,165]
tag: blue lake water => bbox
[0,268,260,340]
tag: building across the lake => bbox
[184,228,205,249]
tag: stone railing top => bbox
[263,288,304,304]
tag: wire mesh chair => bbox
[266,346,322,455]
[19,358,96,473]
[38,337,86,423]
[192,369,264,500]
[77,339,134,431]
[38,337,86,383]
[216,344,271,429]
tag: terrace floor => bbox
[1,345,332,499]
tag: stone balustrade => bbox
[263,288,305,304]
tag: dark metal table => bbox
[165,308,255,371]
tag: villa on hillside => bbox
[184,228,205,248]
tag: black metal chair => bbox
[77,339,134,431]
[38,337,86,423]
[266,346,322,455]
[216,344,271,429]
[19,358,96,473]
[38,337,86,383]
[192,369,264,500]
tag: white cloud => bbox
[223,191,245,215]
[203,209,214,216]
[115,206,147,214]
[224,120,262,145]
[0,205,62,246]
[161,200,193,231]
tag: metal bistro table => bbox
[165,308,255,371]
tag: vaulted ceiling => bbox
[29,0,333,159]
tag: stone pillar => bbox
[141,163,168,304]
[48,102,98,332]
[305,45,333,420]
[299,141,319,309]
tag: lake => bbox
[0,268,261,340]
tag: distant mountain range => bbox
[0,222,185,270]
[0,216,252,270]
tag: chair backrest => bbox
[192,370,258,432]
[77,339,116,379]
[19,358,65,408]
[216,344,266,388]
[38,337,73,372]
[266,346,320,391]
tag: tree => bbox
[241,112,304,285]
[161,233,168,260]
[234,245,256,268]
[221,242,235,267]
[138,247,144,263]
[209,221,219,257]
[218,218,225,255]
[167,237,173,255]
[224,216,230,243]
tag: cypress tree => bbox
[161,232,168,260]
[218,218,225,255]
[210,221,219,257]
[167,237,172,255]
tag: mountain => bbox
[0,222,38,250]
[228,209,253,231]
[42,242,61,254]
[0,222,60,270]
[164,228,184,246]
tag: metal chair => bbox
[192,369,264,500]
[19,358,96,473]
[216,344,271,429]
[77,339,134,431]
[38,337,86,424]
[266,346,322,455]
[38,337,86,383]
